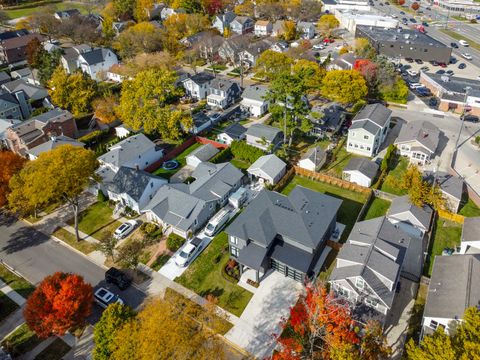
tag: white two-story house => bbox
[212,11,236,34]
[182,72,215,100]
[240,85,269,117]
[254,20,273,36]
[347,104,392,157]
[230,16,254,35]
[77,48,119,81]
[206,78,242,109]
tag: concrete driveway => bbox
[225,271,304,359]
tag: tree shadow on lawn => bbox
[324,192,364,242]
[199,287,224,299]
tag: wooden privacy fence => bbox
[294,167,371,195]
[326,240,342,251]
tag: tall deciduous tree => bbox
[24,272,93,338]
[93,95,118,124]
[282,20,297,41]
[255,50,293,80]
[8,145,98,240]
[317,14,339,37]
[25,37,43,68]
[292,59,325,93]
[114,22,162,59]
[0,151,26,208]
[411,2,420,11]
[321,69,368,104]
[116,68,191,139]
[93,303,136,360]
[110,297,226,360]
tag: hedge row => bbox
[210,147,232,164]
[230,140,264,164]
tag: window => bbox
[354,144,358,148]
[150,182,153,188]
[365,297,378,307]
[429,320,439,330]
[356,277,364,290]
[231,236,238,245]
[360,145,364,149]
[230,246,239,257]
[337,287,349,297]
[364,135,369,140]
[366,147,371,151]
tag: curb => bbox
[50,235,108,271]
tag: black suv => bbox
[105,267,132,290]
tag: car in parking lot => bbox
[429,97,439,107]
[312,43,324,50]
[406,69,418,77]
[420,66,429,72]
[323,38,335,44]
[410,18,416,23]
[416,87,431,97]
[450,57,457,64]
[426,6,431,10]
[405,57,414,63]
[400,11,405,14]
[462,53,473,60]
[446,70,454,75]
[439,63,447,68]
[409,83,424,90]
[458,63,466,69]
[415,59,423,64]
[451,42,459,48]
[105,267,132,290]
[422,21,429,26]
[175,237,204,267]
[94,287,124,309]
[113,220,137,239]
[459,40,469,47]
[435,69,445,75]
[462,114,479,123]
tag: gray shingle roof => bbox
[209,78,240,92]
[247,154,286,180]
[388,195,433,229]
[423,171,464,201]
[424,254,480,319]
[27,135,83,157]
[98,133,157,168]
[108,166,161,202]
[226,186,342,249]
[188,72,215,85]
[242,85,268,102]
[189,162,243,201]
[2,79,48,101]
[343,157,379,180]
[353,103,392,128]
[187,143,219,162]
[246,124,282,142]
[80,48,113,66]
[395,120,440,154]
[461,217,480,243]
[222,123,246,139]
[301,146,326,167]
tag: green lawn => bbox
[380,157,409,195]
[71,202,121,242]
[5,1,98,19]
[230,158,251,170]
[52,228,98,254]
[440,29,480,51]
[459,198,480,217]
[0,292,19,322]
[282,176,368,242]
[35,338,71,360]
[406,283,428,344]
[324,146,360,177]
[1,323,42,357]
[424,219,462,277]
[153,142,202,179]
[363,198,391,221]
[176,232,253,317]
[0,265,35,299]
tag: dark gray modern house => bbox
[356,26,452,64]
[225,186,342,283]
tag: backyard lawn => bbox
[230,158,251,170]
[424,218,462,277]
[176,232,253,317]
[153,142,202,179]
[52,228,98,254]
[70,201,121,242]
[324,146,360,177]
[459,198,480,217]
[5,2,98,19]
[380,157,409,195]
[0,265,35,299]
[282,176,368,241]
[1,323,42,357]
[362,198,391,221]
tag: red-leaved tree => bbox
[0,150,25,208]
[273,283,391,360]
[354,59,379,90]
[24,272,93,338]
[411,2,420,11]
[398,0,405,5]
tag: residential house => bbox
[226,186,342,282]
[459,217,480,254]
[180,31,223,51]
[207,78,242,109]
[181,72,215,100]
[342,157,379,187]
[54,9,81,20]
[216,123,247,145]
[0,93,23,120]
[161,7,185,20]
[11,68,40,86]
[424,171,464,213]
[212,12,237,34]
[145,162,244,238]
[112,21,132,35]
[272,20,286,37]
[189,112,212,134]
[240,39,273,67]
[0,71,11,85]
[26,135,84,160]
[0,34,44,64]
[43,41,61,53]
[308,103,346,138]
[115,124,133,138]
[5,109,76,156]
[0,118,20,148]
[107,64,129,83]
[241,85,269,117]
[98,133,164,175]
[2,79,49,108]
[347,103,392,157]
[330,217,421,322]
[394,120,441,165]
[0,29,29,41]
[270,41,289,53]
[60,44,92,74]
[297,22,316,39]
[77,48,119,81]
[247,154,286,185]
[218,34,252,64]
[146,3,165,20]
[186,143,220,168]
[106,166,167,213]
[254,20,273,36]
[298,146,326,172]
[387,195,433,238]
[246,124,283,151]
[230,16,254,35]
[327,53,358,70]
[421,255,480,337]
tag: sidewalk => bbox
[0,279,26,306]
[0,307,24,339]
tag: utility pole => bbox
[455,86,471,150]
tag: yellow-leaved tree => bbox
[320,69,368,104]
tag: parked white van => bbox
[459,40,469,47]
[205,208,231,237]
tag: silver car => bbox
[113,220,137,239]
[94,287,124,309]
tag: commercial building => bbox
[335,10,398,33]
[356,26,452,64]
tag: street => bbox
[0,210,146,319]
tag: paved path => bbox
[0,279,26,306]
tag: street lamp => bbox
[455,86,471,150]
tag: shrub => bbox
[230,140,265,164]
[351,99,366,113]
[142,222,160,235]
[166,233,185,252]
[78,129,109,146]
[97,190,108,202]
[210,147,232,164]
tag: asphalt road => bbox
[0,210,146,320]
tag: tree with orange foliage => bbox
[411,1,420,10]
[273,283,391,360]
[0,151,25,208]
[398,0,405,4]
[93,95,118,124]
[24,272,93,338]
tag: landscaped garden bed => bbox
[1,323,42,357]
[176,232,253,317]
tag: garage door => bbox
[271,259,304,282]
